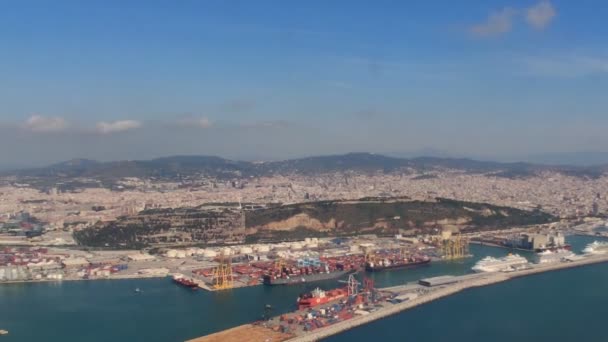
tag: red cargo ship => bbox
[297,287,347,309]
[172,275,199,289]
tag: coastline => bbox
[0,273,166,286]
[189,253,608,342]
[286,254,608,342]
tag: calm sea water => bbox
[0,235,604,342]
[328,260,608,342]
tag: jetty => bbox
[187,253,608,342]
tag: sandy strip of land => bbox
[186,324,293,342]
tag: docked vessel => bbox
[172,274,199,289]
[263,266,356,286]
[583,241,608,255]
[500,232,571,252]
[535,249,575,264]
[297,287,347,309]
[365,255,430,272]
[471,254,528,272]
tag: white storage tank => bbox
[203,250,217,258]
[166,250,178,258]
[290,242,303,250]
[276,251,290,259]
[240,246,253,254]
[255,245,271,253]
[176,250,187,258]
[221,247,233,256]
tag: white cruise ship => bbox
[535,249,575,264]
[471,254,529,273]
[583,241,608,255]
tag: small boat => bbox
[134,288,141,293]
[0,329,8,335]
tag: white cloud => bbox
[470,8,517,37]
[176,117,212,128]
[24,115,67,132]
[526,1,556,30]
[96,120,142,134]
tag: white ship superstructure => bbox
[471,254,529,273]
[535,249,575,264]
[583,241,608,255]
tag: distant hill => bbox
[73,197,557,248]
[4,152,608,188]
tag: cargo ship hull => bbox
[263,269,356,286]
[365,259,430,272]
[173,276,199,289]
[297,288,347,309]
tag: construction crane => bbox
[274,258,287,271]
[362,245,376,264]
[440,230,470,259]
[338,274,360,296]
[212,252,234,290]
[346,274,359,296]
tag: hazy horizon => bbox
[2,1,607,166]
[4,149,608,172]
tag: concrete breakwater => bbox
[286,273,508,342]
[188,253,608,342]
[286,254,608,342]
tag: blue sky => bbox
[1,0,607,166]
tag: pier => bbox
[187,253,608,342]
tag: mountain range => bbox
[4,153,608,185]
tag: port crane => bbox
[212,252,234,290]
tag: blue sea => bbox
[0,235,605,342]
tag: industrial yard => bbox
[0,231,471,286]
[4,220,608,342]
[188,250,608,342]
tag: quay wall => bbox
[287,254,608,342]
